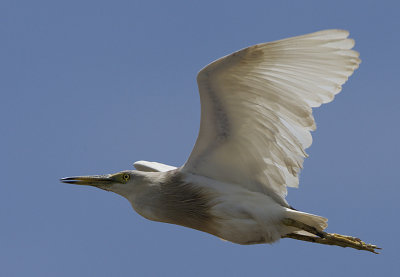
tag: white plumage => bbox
[134,29,357,243]
[62,30,380,253]
[133,160,177,172]
[184,29,360,201]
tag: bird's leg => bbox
[282,218,381,254]
[282,218,326,238]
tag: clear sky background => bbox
[1,0,399,276]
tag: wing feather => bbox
[134,161,177,172]
[182,30,360,202]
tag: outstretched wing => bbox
[134,160,177,172]
[182,30,360,201]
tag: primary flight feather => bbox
[62,30,379,253]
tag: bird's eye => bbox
[122,174,130,181]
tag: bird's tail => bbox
[284,209,328,236]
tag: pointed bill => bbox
[60,175,113,186]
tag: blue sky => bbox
[1,0,399,276]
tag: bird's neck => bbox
[119,171,166,222]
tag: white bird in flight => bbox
[62,30,379,253]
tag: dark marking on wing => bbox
[203,71,230,142]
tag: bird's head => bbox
[60,170,151,198]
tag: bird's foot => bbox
[282,218,381,254]
[325,233,381,254]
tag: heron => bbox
[62,30,379,253]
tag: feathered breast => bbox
[157,171,219,236]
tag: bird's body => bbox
[62,30,380,253]
[116,169,326,245]
[116,170,278,244]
